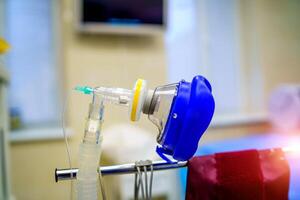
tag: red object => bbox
[185,149,290,200]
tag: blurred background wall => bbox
[2,0,300,199]
[240,0,300,103]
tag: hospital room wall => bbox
[259,0,300,94]
[8,0,300,199]
[239,0,300,111]
[207,0,300,139]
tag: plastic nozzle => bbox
[74,86,93,95]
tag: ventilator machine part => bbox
[75,78,148,122]
[75,75,215,162]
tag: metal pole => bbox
[55,160,187,182]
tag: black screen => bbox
[82,0,164,25]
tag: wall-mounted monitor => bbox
[76,0,166,35]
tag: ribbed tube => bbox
[77,142,102,200]
[77,96,104,200]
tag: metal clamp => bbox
[134,160,153,200]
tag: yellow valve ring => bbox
[130,79,143,121]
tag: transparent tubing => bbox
[77,94,105,200]
[75,84,153,122]
[75,84,151,199]
[93,87,133,107]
